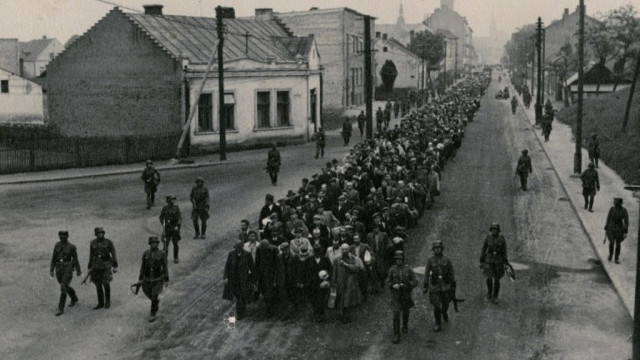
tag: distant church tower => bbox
[397,2,405,26]
[441,0,454,10]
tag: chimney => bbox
[376,32,381,39]
[382,33,387,40]
[42,35,47,39]
[309,7,318,11]
[410,30,415,40]
[143,4,163,15]
[255,8,274,21]
[562,8,569,19]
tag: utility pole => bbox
[531,36,535,95]
[535,17,543,124]
[574,1,584,174]
[541,28,546,107]
[364,15,373,140]
[454,39,458,81]
[216,6,235,161]
[443,40,447,91]
[625,185,640,360]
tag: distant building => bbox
[376,2,431,46]
[566,62,630,97]
[46,6,321,153]
[375,34,423,89]
[474,17,508,65]
[0,39,20,75]
[0,67,45,123]
[275,7,376,111]
[19,36,64,78]
[424,0,477,72]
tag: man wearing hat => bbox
[50,231,82,316]
[350,234,372,301]
[141,160,161,209]
[223,240,254,320]
[604,198,629,263]
[159,195,182,263]
[190,177,210,239]
[581,162,600,212]
[332,243,364,323]
[279,242,305,319]
[387,250,417,343]
[305,243,333,322]
[423,240,456,333]
[313,127,326,159]
[588,133,600,168]
[138,236,169,322]
[255,240,286,318]
[515,149,532,191]
[259,194,282,232]
[367,223,390,292]
[88,227,118,309]
[480,223,508,303]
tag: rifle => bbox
[603,233,608,244]
[504,263,516,282]
[130,282,142,295]
[452,284,465,312]
[81,270,92,285]
[161,227,168,254]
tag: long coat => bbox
[332,253,364,310]
[255,246,286,301]
[605,205,629,241]
[267,148,281,172]
[223,249,255,302]
[424,254,455,308]
[367,231,390,279]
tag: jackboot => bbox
[433,308,442,332]
[68,287,78,307]
[402,310,409,333]
[56,292,67,316]
[486,278,493,300]
[492,280,501,303]
[104,284,111,309]
[392,318,400,344]
[94,285,105,309]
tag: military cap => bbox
[432,240,444,250]
[614,197,623,204]
[94,227,105,235]
[588,162,595,168]
[58,230,69,238]
[148,236,159,244]
[522,149,528,154]
[195,176,204,183]
[393,250,404,259]
[489,223,501,231]
[166,194,176,201]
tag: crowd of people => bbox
[222,73,491,342]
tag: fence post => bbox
[75,139,82,167]
[29,142,35,171]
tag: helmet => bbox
[588,162,595,168]
[432,240,444,250]
[195,176,204,183]
[489,223,500,232]
[522,149,528,155]
[58,230,69,238]
[148,236,159,244]
[94,227,105,235]
[393,250,404,260]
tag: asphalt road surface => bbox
[0,74,631,360]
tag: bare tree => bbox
[604,5,640,91]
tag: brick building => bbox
[46,6,321,152]
[275,7,376,112]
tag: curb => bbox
[509,79,634,318]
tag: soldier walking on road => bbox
[581,163,600,212]
[588,133,600,168]
[160,194,182,263]
[88,227,117,309]
[357,111,365,137]
[190,177,210,239]
[314,128,326,159]
[423,240,455,333]
[141,160,161,209]
[223,240,254,320]
[480,223,508,304]
[387,250,417,343]
[510,96,518,115]
[516,149,532,191]
[50,230,81,316]
[138,236,169,322]
[342,117,353,146]
[267,142,281,186]
[604,198,629,264]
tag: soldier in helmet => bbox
[141,160,161,209]
[88,227,118,309]
[159,194,182,263]
[423,240,456,332]
[138,236,169,322]
[387,250,417,344]
[480,223,508,303]
[50,230,82,316]
[190,176,210,239]
[580,162,600,212]
[515,149,532,191]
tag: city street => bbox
[0,73,631,359]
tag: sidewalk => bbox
[510,79,638,318]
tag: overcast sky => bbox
[0,0,635,44]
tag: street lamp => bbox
[624,185,640,360]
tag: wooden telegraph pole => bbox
[574,1,584,174]
[216,6,235,161]
[364,15,373,140]
[535,17,543,124]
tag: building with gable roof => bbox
[374,34,423,89]
[46,5,321,152]
[19,36,64,78]
[376,2,431,47]
[0,66,45,123]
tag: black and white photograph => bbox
[0,0,639,359]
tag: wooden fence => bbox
[0,134,181,174]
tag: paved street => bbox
[0,74,632,360]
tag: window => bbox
[222,93,235,130]
[1,80,8,93]
[276,91,291,127]
[257,91,271,128]
[197,93,213,132]
[383,46,388,52]
[352,35,357,52]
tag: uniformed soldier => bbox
[314,128,326,159]
[580,163,600,212]
[604,198,629,264]
[160,194,182,263]
[387,250,417,344]
[510,96,518,115]
[423,240,456,332]
[516,149,532,191]
[138,236,169,322]
[141,160,161,209]
[50,230,82,316]
[480,223,508,303]
[266,142,281,185]
[190,177,210,239]
[88,227,118,309]
[588,134,600,168]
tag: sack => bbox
[364,250,372,265]
[327,288,337,309]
